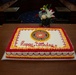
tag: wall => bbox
[11,0,61,12]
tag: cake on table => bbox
[6,27,75,59]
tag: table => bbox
[55,7,71,12]
[55,7,71,23]
[0,23,76,75]
[4,7,20,23]
[4,7,20,12]
[0,0,17,11]
[0,0,18,25]
[58,0,76,23]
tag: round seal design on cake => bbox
[31,30,50,41]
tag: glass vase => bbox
[41,18,50,27]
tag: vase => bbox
[41,18,50,27]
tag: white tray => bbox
[1,52,76,61]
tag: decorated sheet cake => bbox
[6,27,75,59]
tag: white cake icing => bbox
[6,51,75,56]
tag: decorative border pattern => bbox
[6,51,75,59]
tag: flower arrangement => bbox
[39,4,55,27]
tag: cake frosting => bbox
[6,27,75,59]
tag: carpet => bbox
[19,10,41,23]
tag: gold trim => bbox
[6,55,74,59]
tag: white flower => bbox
[49,10,55,15]
[39,4,55,20]
[41,14,47,20]
[46,9,55,18]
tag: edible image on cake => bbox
[31,30,50,42]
